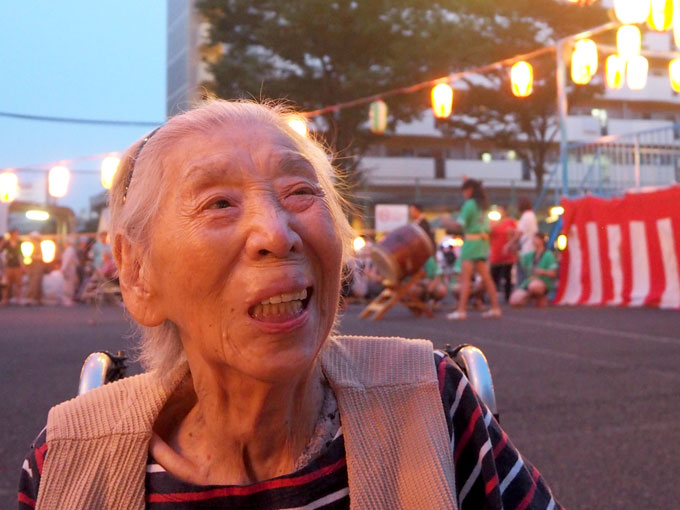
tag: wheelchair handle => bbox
[445,343,499,422]
[78,351,128,395]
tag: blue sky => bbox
[0,1,166,214]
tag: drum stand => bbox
[359,268,434,320]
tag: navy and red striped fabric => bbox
[19,355,561,509]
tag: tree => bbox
[437,3,608,190]
[197,0,608,190]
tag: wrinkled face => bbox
[145,120,343,382]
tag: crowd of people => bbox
[0,230,118,307]
[3,179,556,316]
[346,182,560,318]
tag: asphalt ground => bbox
[1,302,679,509]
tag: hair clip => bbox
[123,126,161,204]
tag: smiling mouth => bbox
[249,287,313,322]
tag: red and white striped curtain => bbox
[555,186,680,310]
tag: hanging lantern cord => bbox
[304,21,623,119]
[304,45,555,118]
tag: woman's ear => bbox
[113,233,166,327]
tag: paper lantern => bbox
[101,156,120,190]
[48,165,70,198]
[41,240,56,264]
[510,61,533,97]
[670,59,680,91]
[431,83,453,119]
[368,100,388,134]
[556,234,568,251]
[617,25,642,60]
[627,55,649,90]
[649,0,673,31]
[0,171,19,203]
[673,0,680,48]
[20,241,34,258]
[571,39,598,85]
[614,0,651,24]
[606,55,626,89]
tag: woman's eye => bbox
[207,199,232,209]
[292,187,314,196]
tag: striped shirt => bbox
[18,354,561,509]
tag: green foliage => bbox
[198,0,609,188]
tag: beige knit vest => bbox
[36,335,457,509]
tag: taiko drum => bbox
[370,224,435,284]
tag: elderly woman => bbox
[19,101,561,510]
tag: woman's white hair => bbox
[109,99,355,376]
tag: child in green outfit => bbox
[509,233,558,307]
[446,178,501,320]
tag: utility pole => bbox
[555,21,619,197]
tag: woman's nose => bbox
[244,200,302,259]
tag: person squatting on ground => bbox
[447,178,502,320]
[409,255,448,309]
[19,100,561,510]
[510,232,559,308]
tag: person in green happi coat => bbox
[510,232,559,307]
[446,178,501,320]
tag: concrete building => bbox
[166,0,215,117]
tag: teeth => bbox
[251,300,303,319]
[260,288,307,305]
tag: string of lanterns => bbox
[359,0,680,134]
[0,156,121,205]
